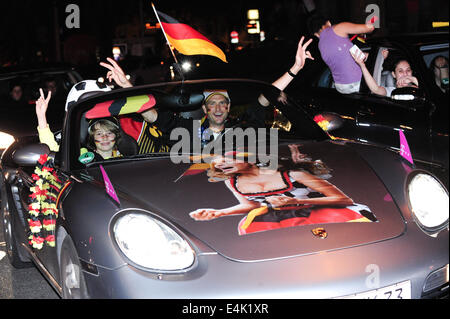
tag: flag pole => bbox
[151,2,185,81]
[151,2,178,64]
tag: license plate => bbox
[338,281,411,299]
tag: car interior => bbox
[315,46,409,94]
[73,83,318,166]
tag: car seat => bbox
[380,70,396,88]
[116,131,139,156]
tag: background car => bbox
[286,32,449,187]
[1,79,448,299]
[0,65,83,155]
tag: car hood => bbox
[90,141,406,262]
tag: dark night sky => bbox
[0,0,448,67]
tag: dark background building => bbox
[1,0,448,68]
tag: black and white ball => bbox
[65,80,112,111]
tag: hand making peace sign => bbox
[293,36,315,72]
[100,57,133,88]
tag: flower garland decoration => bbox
[28,154,68,249]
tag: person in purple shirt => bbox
[308,15,375,94]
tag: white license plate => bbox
[339,281,411,299]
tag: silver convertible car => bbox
[1,79,448,299]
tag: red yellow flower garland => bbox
[28,154,67,249]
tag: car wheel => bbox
[1,188,32,268]
[59,235,89,299]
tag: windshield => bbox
[69,80,328,169]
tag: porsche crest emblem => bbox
[311,227,328,239]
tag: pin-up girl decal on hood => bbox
[189,145,377,235]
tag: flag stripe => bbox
[156,10,227,63]
[86,95,156,119]
[166,34,227,63]
[85,100,114,119]
[136,95,157,113]
[157,10,181,24]
[161,22,212,43]
[119,95,156,115]
[109,98,127,116]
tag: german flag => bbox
[157,11,227,63]
[85,94,156,119]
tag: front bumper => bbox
[81,222,448,299]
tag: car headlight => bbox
[113,212,195,271]
[407,172,449,231]
[0,132,15,150]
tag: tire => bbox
[59,235,89,299]
[1,187,32,269]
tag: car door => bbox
[12,140,62,282]
[353,43,439,164]
[354,94,434,161]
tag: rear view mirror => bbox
[155,91,204,111]
[12,143,50,166]
[391,87,425,101]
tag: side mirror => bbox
[313,112,344,132]
[12,143,50,166]
[391,87,425,101]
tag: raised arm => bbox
[351,50,387,96]
[100,57,159,122]
[100,57,133,88]
[333,22,375,37]
[35,89,59,152]
[272,36,314,91]
[35,88,51,129]
[259,36,314,106]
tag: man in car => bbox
[101,36,314,150]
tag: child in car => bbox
[35,88,122,160]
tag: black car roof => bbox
[0,64,77,78]
[368,32,449,48]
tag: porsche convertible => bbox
[1,79,448,299]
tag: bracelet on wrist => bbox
[287,70,297,78]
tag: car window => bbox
[316,67,334,89]
[0,70,81,109]
[70,81,327,169]
[419,43,449,93]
